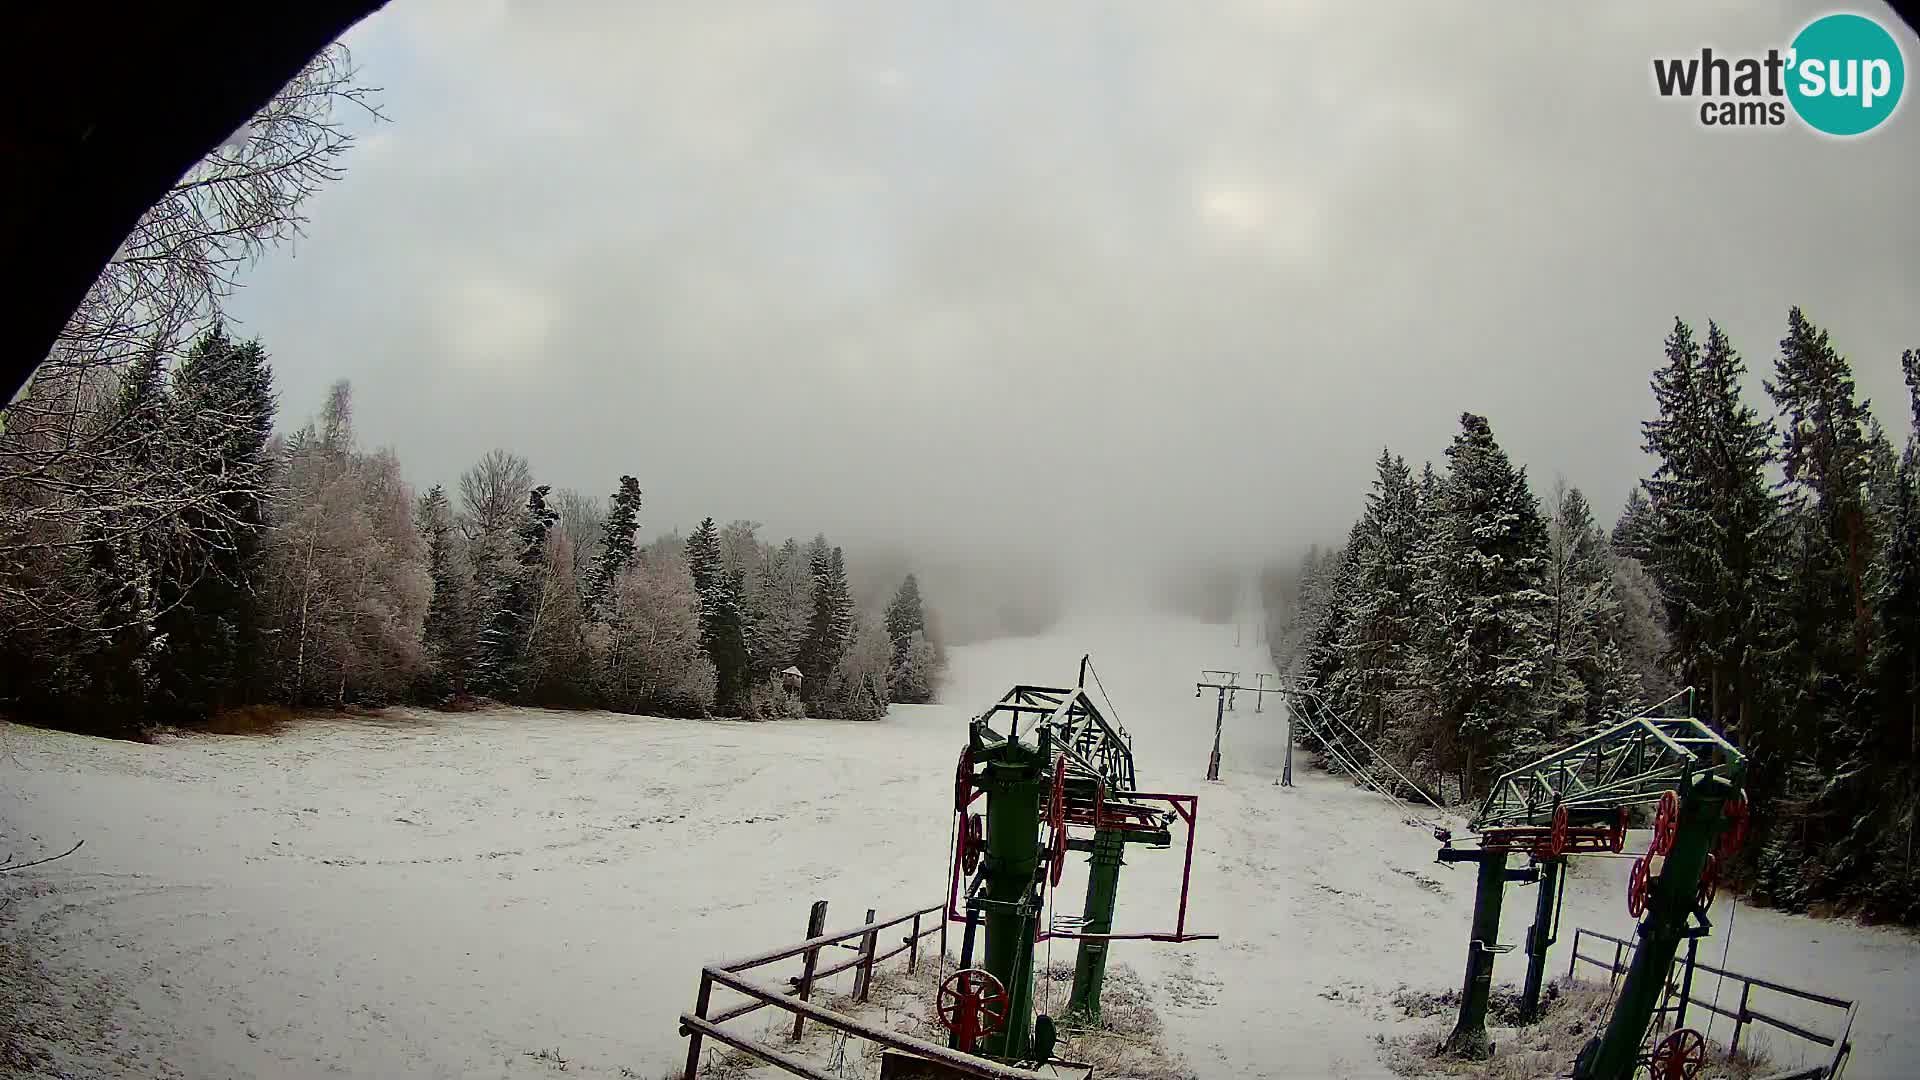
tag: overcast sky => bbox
[228,1,1920,597]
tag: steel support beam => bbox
[1519,857,1563,1023]
[1444,848,1511,1058]
[1065,828,1126,1021]
[972,726,1048,1061]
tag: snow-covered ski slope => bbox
[1,612,1915,1079]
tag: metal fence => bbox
[1567,927,1856,1078]
[678,899,1062,1080]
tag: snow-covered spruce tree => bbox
[686,517,751,712]
[798,535,853,709]
[1612,487,1657,562]
[74,352,172,735]
[1380,462,1450,782]
[583,475,641,618]
[827,548,855,647]
[1271,544,1330,676]
[1860,350,1920,919]
[715,520,774,699]
[1330,449,1420,742]
[750,536,812,679]
[1769,307,1877,665]
[416,484,473,699]
[890,631,942,705]
[1640,319,1782,747]
[458,450,533,697]
[146,324,278,722]
[1408,413,1552,796]
[1299,531,1358,693]
[884,574,944,703]
[1539,483,1639,745]
[885,574,926,660]
[472,484,557,701]
[1756,313,1902,913]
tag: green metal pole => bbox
[1066,828,1127,1021]
[1574,774,1733,1080]
[1519,857,1562,1023]
[1445,848,1510,1058]
[979,731,1047,1061]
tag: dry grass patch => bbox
[683,954,1194,1080]
[1381,980,1774,1080]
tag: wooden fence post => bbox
[1731,982,1753,1056]
[908,912,922,974]
[791,900,829,1042]
[855,908,879,1002]
[683,971,712,1079]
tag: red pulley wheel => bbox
[961,813,983,875]
[1695,852,1718,912]
[1610,806,1629,854]
[1719,792,1749,859]
[1650,1027,1707,1080]
[1048,756,1067,835]
[955,747,973,814]
[1049,819,1068,887]
[1550,805,1569,857]
[1652,791,1680,856]
[1627,854,1652,918]
[937,968,1009,1053]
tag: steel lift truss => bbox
[941,661,1214,1065]
[1433,690,1750,1080]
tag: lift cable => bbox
[1302,691,1449,816]
[1291,692,1447,828]
[1705,893,1739,1047]
[1082,655,1128,740]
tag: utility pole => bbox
[1194,673,1287,782]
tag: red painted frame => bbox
[944,788,1218,944]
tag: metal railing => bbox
[1567,927,1856,1078]
[678,899,1061,1080]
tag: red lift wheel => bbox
[1549,805,1569,857]
[1695,852,1719,912]
[1627,854,1652,918]
[937,968,1009,1053]
[960,813,984,875]
[1610,807,1629,854]
[955,747,973,814]
[1048,756,1067,836]
[1650,1027,1707,1080]
[1719,792,1749,858]
[1049,819,1069,887]
[1652,791,1680,856]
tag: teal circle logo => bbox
[1786,13,1906,136]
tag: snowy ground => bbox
[2,612,1916,1079]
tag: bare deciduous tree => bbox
[1,45,379,640]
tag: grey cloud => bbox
[230,0,1920,608]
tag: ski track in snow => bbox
[1,612,1916,1078]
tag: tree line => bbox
[0,328,948,737]
[1271,309,1919,923]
